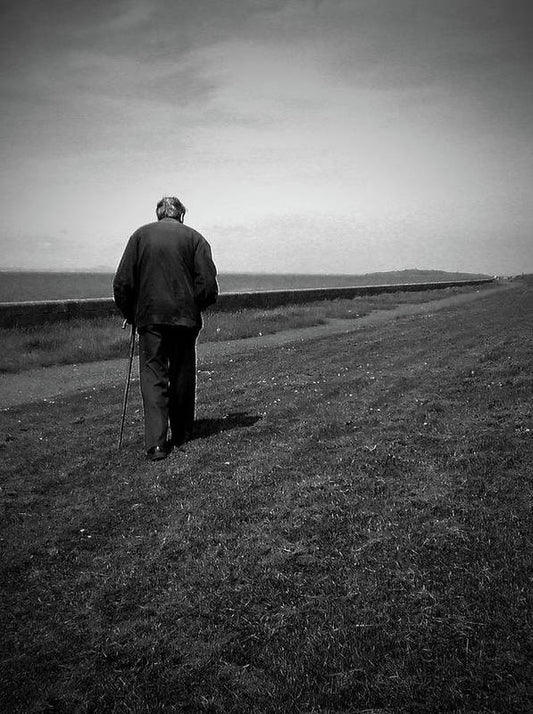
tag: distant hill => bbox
[344,269,491,285]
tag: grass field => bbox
[0,280,531,712]
[0,284,497,374]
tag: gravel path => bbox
[0,287,510,409]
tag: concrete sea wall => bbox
[0,279,494,328]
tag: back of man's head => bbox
[156,196,187,222]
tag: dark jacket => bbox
[113,218,218,330]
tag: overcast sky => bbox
[1,0,532,274]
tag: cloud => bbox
[99,0,155,32]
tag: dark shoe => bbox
[146,445,169,461]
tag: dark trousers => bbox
[138,325,199,450]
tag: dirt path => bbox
[0,286,512,409]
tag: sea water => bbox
[0,270,487,303]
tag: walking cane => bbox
[118,321,136,450]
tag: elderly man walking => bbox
[113,196,218,461]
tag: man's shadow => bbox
[191,412,262,441]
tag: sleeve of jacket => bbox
[113,233,138,323]
[193,236,219,310]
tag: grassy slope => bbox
[0,282,531,713]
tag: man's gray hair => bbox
[156,196,187,221]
